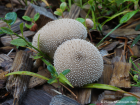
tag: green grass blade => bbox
[131,35,140,47]
[5,71,49,81]
[96,23,122,47]
[83,83,122,91]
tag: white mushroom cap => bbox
[54,39,104,87]
[86,18,94,29]
[32,19,87,57]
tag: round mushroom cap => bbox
[32,19,87,57]
[54,39,104,87]
[86,18,94,29]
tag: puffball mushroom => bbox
[32,19,87,57]
[54,39,104,87]
[86,18,94,29]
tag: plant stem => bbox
[68,0,71,9]
[87,29,93,42]
[7,25,13,40]
[60,82,77,99]
[94,0,102,16]
[120,90,140,99]
[80,0,82,8]
[14,33,53,63]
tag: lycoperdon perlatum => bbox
[54,39,104,87]
[32,19,87,57]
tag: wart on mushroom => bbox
[32,19,87,57]
[54,39,104,87]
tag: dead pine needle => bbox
[103,52,115,57]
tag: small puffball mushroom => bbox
[86,18,94,29]
[54,39,104,87]
[32,19,87,57]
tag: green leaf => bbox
[62,69,70,75]
[47,77,56,84]
[22,16,32,21]
[34,13,40,22]
[51,73,56,78]
[83,83,122,91]
[76,18,85,24]
[58,73,73,88]
[133,75,138,82]
[60,2,67,11]
[5,71,49,81]
[3,19,13,24]
[102,10,130,26]
[47,65,56,75]
[135,24,140,31]
[115,96,138,105]
[131,35,140,47]
[10,38,27,47]
[120,10,139,24]
[115,0,124,6]
[20,23,24,37]
[56,8,63,13]
[1,27,14,34]
[88,0,94,5]
[5,12,17,26]
[54,11,62,16]
[137,81,140,86]
[25,23,34,29]
[0,30,4,34]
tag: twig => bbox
[103,52,115,57]
[7,48,14,56]
[116,37,128,55]
[14,33,53,63]
[87,29,93,42]
[127,45,134,56]
[60,83,77,99]
[133,58,140,63]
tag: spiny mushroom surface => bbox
[32,19,87,57]
[54,39,104,87]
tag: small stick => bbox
[87,29,93,42]
[127,45,134,55]
[103,52,115,57]
[60,83,77,99]
[116,37,128,55]
[133,58,140,63]
[7,48,14,56]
